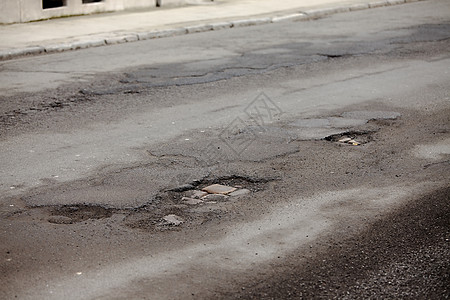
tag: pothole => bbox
[324,130,376,145]
[48,204,114,224]
[124,175,277,232]
[168,174,276,195]
[125,204,190,231]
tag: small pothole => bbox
[324,130,375,145]
[49,204,114,223]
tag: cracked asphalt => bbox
[0,1,449,299]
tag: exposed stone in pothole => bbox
[122,176,271,231]
[179,187,252,204]
[229,189,251,197]
[166,177,260,208]
[202,184,237,195]
[324,130,376,145]
[168,174,275,195]
[186,190,208,199]
[338,137,361,146]
[182,197,204,205]
[202,194,229,202]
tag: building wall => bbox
[0,1,21,24]
[0,0,190,24]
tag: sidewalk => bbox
[0,0,418,60]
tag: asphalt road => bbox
[0,1,449,299]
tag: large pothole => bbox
[123,174,277,232]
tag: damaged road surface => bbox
[1,1,449,299]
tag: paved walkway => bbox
[0,0,417,60]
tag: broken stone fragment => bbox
[202,184,237,195]
[202,194,229,202]
[182,197,204,205]
[163,214,184,226]
[348,139,360,145]
[229,189,250,197]
[338,137,352,143]
[186,190,208,199]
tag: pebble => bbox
[202,194,229,202]
[186,190,208,199]
[182,197,204,205]
[229,189,251,197]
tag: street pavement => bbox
[0,0,424,59]
[0,0,449,299]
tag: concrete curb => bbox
[0,0,425,61]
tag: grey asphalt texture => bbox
[0,1,449,299]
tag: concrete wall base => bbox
[0,0,196,24]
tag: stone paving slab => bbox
[202,184,237,195]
